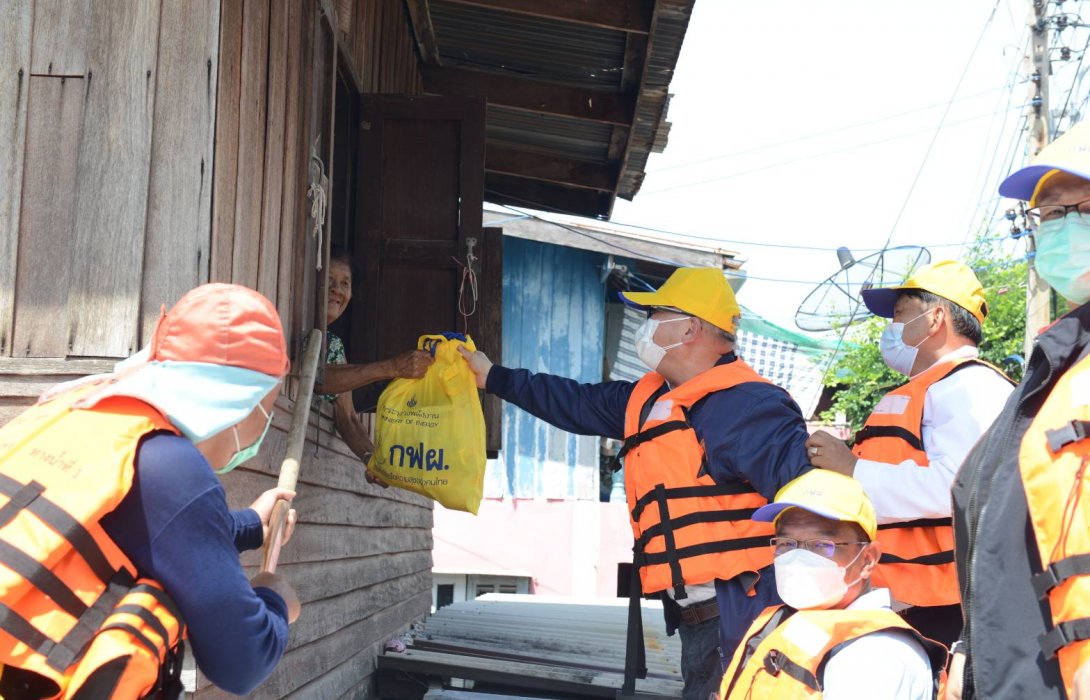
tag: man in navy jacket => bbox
[460,267,812,699]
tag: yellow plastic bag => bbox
[369,333,486,513]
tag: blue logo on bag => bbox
[407,396,417,408]
[389,443,449,470]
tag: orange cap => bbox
[150,284,289,377]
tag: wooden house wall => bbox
[2,1,434,698]
[335,0,424,95]
[0,0,220,423]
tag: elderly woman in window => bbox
[316,247,433,484]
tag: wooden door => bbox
[351,95,502,454]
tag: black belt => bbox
[678,597,720,625]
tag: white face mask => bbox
[774,547,866,610]
[878,309,933,376]
[634,316,689,371]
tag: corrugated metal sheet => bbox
[424,0,696,216]
[379,593,683,698]
[430,1,628,90]
[487,107,613,164]
[483,238,605,500]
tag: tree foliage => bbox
[821,240,1027,431]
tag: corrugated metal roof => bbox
[420,0,696,218]
[431,1,628,91]
[487,107,613,164]
[378,594,683,698]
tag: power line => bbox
[817,0,1004,386]
[649,83,1024,174]
[640,104,1022,196]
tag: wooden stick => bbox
[262,328,324,573]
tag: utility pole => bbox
[1026,0,1053,358]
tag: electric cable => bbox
[650,83,1025,174]
[815,0,1004,390]
[640,104,1024,196]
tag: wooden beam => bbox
[440,0,654,34]
[610,2,660,217]
[422,66,634,126]
[486,146,616,192]
[484,173,612,219]
[404,0,441,66]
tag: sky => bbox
[599,0,1090,331]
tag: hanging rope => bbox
[308,143,328,272]
[452,243,479,334]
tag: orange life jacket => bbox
[1020,352,1090,698]
[853,357,1013,608]
[719,602,947,699]
[0,386,186,699]
[620,360,775,597]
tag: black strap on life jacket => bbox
[762,648,821,692]
[1032,553,1090,598]
[618,420,690,461]
[852,425,924,452]
[1040,617,1090,658]
[875,517,955,566]
[631,481,765,601]
[722,606,796,695]
[651,483,687,600]
[854,359,1013,453]
[620,563,648,699]
[0,474,115,584]
[630,482,758,521]
[0,476,173,675]
[1045,420,1090,453]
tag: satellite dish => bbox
[794,245,931,332]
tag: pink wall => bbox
[433,499,635,597]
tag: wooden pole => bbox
[1026,0,1053,357]
[261,327,324,573]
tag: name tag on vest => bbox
[871,395,911,416]
[647,400,674,422]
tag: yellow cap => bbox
[753,470,877,541]
[999,121,1090,201]
[860,259,987,325]
[620,267,741,333]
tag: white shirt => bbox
[821,589,934,700]
[853,346,1013,523]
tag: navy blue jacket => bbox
[101,433,289,695]
[485,353,813,655]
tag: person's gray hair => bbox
[702,319,736,345]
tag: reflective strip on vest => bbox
[622,360,776,596]
[853,357,1011,608]
[1020,352,1090,698]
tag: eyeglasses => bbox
[646,306,690,319]
[1026,198,1090,226]
[770,536,869,559]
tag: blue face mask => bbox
[1035,215,1090,306]
[217,403,274,474]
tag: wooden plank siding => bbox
[3,1,438,697]
[12,77,83,359]
[66,1,161,358]
[140,0,219,345]
[0,2,33,357]
[338,0,423,96]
